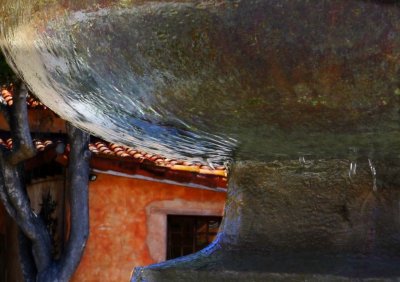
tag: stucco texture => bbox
[71,173,226,282]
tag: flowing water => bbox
[3,1,400,279]
[2,1,400,165]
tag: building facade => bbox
[0,87,227,281]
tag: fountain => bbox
[2,0,400,280]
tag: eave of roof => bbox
[0,130,227,190]
[0,86,228,188]
[0,137,226,190]
[1,86,46,108]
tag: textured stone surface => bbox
[3,0,400,280]
[133,160,400,281]
[2,1,400,161]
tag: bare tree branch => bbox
[0,162,39,280]
[2,163,52,272]
[7,81,36,165]
[0,167,17,219]
[0,81,52,274]
[18,232,38,282]
[57,123,91,281]
[0,80,91,281]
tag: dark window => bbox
[167,215,222,260]
[26,160,64,183]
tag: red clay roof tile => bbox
[0,137,227,188]
[0,89,228,186]
[1,86,46,109]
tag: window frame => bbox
[166,214,222,260]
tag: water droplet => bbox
[349,161,357,179]
[368,159,377,192]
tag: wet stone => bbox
[3,1,400,281]
[134,160,400,281]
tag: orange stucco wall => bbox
[72,173,226,282]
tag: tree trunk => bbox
[0,81,91,281]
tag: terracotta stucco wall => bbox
[72,173,226,282]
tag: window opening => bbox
[167,215,222,260]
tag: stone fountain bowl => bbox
[2,0,400,162]
[2,0,400,281]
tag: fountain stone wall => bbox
[133,160,400,281]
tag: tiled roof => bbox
[0,137,228,189]
[0,138,55,151]
[0,87,228,188]
[1,86,45,109]
[89,139,226,177]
